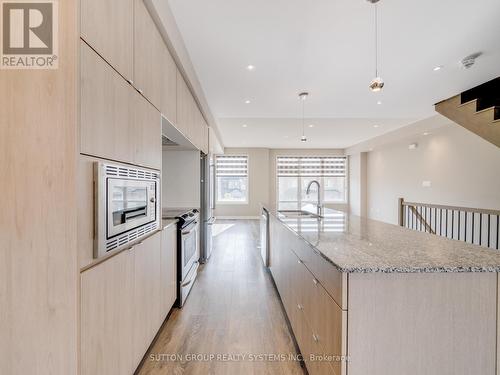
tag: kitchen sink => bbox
[278,210,322,218]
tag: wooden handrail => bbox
[401,201,500,216]
[398,198,500,250]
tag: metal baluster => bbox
[406,206,409,228]
[479,213,483,246]
[434,208,437,234]
[496,215,499,250]
[439,209,442,236]
[458,210,461,241]
[488,214,491,248]
[464,211,467,243]
[445,210,448,237]
[451,210,455,239]
[472,212,475,245]
[419,207,422,231]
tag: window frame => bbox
[275,155,348,210]
[215,154,250,205]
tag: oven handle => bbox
[181,262,199,287]
[181,221,198,235]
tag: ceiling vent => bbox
[461,52,482,69]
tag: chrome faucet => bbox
[306,180,322,217]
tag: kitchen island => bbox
[267,207,500,375]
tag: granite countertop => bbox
[267,206,500,273]
[162,218,178,229]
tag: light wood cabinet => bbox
[80,250,135,375]
[160,225,177,318]
[81,42,161,170]
[80,41,132,162]
[176,70,194,141]
[133,0,163,109]
[133,232,162,368]
[270,216,345,375]
[81,0,134,81]
[131,89,162,170]
[160,42,178,125]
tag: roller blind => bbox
[277,156,346,177]
[216,155,248,177]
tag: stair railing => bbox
[398,198,500,250]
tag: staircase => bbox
[435,77,500,148]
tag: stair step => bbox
[476,97,500,112]
[460,77,500,105]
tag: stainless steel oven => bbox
[94,162,160,259]
[179,213,200,306]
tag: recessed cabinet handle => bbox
[312,334,319,343]
[313,278,318,285]
[297,304,303,310]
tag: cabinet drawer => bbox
[293,238,345,309]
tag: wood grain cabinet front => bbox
[81,41,161,170]
[130,88,162,170]
[133,0,163,110]
[80,41,133,163]
[81,0,134,81]
[80,250,135,375]
[160,225,177,318]
[132,232,162,369]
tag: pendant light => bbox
[299,92,309,142]
[368,0,384,92]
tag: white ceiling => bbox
[167,0,500,148]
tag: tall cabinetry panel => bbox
[80,250,135,375]
[81,0,134,81]
[176,70,192,140]
[133,0,163,109]
[80,42,132,163]
[132,232,162,368]
[131,88,162,170]
[160,225,177,318]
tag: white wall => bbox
[349,152,367,217]
[214,148,270,218]
[365,125,500,224]
[162,150,201,208]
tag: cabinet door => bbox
[80,41,133,163]
[134,0,163,109]
[161,46,177,124]
[133,232,162,368]
[131,89,161,170]
[80,250,135,375]
[176,70,192,140]
[160,225,177,318]
[81,0,133,80]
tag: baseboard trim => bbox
[216,216,260,220]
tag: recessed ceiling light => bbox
[244,100,251,104]
[377,100,382,105]
[246,65,255,71]
[242,124,248,128]
[433,65,443,71]
[284,135,289,138]
[373,124,380,128]
[369,148,374,152]
[423,132,430,136]
[308,124,314,128]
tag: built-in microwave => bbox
[94,162,160,259]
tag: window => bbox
[277,156,347,210]
[216,155,249,204]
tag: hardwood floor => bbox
[137,220,305,375]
